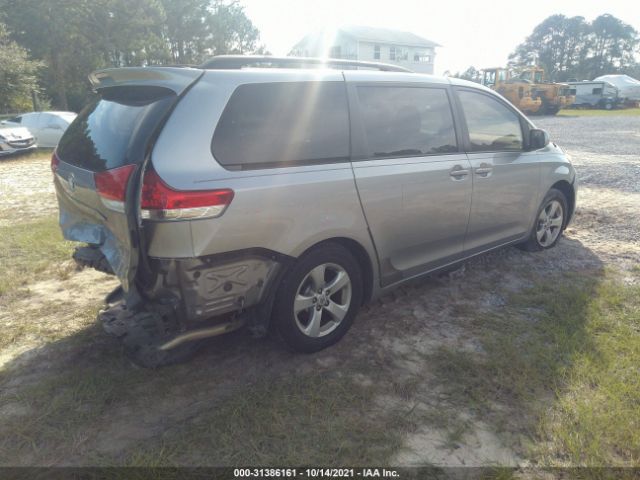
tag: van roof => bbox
[88,62,490,96]
[199,55,410,72]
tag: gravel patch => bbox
[536,116,640,194]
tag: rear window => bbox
[212,82,349,169]
[56,87,175,171]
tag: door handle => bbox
[450,165,469,179]
[475,163,493,177]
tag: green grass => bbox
[558,107,640,116]
[0,344,155,463]
[539,279,640,466]
[2,266,639,467]
[0,216,73,298]
[120,373,410,466]
[0,347,414,466]
[426,270,640,467]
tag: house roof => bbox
[292,25,440,51]
[339,25,440,47]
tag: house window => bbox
[389,46,396,61]
[374,45,380,60]
[329,46,341,58]
[414,54,431,62]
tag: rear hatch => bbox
[53,67,203,293]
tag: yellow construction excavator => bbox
[480,67,543,115]
[514,67,576,115]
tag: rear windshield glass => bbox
[56,87,174,171]
[212,82,349,169]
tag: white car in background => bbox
[2,111,77,148]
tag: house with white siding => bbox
[290,25,439,74]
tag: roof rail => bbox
[198,55,412,73]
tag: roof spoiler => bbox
[88,67,204,95]
[199,55,412,73]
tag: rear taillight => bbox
[140,169,233,221]
[51,150,60,173]
[94,164,136,212]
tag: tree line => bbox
[2,8,639,114]
[449,13,640,83]
[0,0,266,113]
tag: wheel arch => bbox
[292,237,375,304]
[550,179,576,226]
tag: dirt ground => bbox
[0,114,639,468]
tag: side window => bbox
[47,115,67,129]
[43,114,58,128]
[356,86,458,158]
[22,114,38,128]
[592,88,603,95]
[458,90,523,152]
[212,82,349,169]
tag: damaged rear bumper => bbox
[80,245,288,323]
[93,249,290,367]
[142,249,287,322]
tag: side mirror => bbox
[529,128,550,150]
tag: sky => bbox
[241,0,640,75]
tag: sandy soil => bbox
[0,154,58,225]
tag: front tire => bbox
[273,243,363,353]
[517,188,568,252]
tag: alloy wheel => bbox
[536,199,563,247]
[293,262,352,338]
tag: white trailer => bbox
[594,75,640,102]
[567,81,620,109]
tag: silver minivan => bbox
[53,56,576,366]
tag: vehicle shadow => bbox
[0,236,605,467]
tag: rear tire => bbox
[273,243,363,353]
[517,188,568,252]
